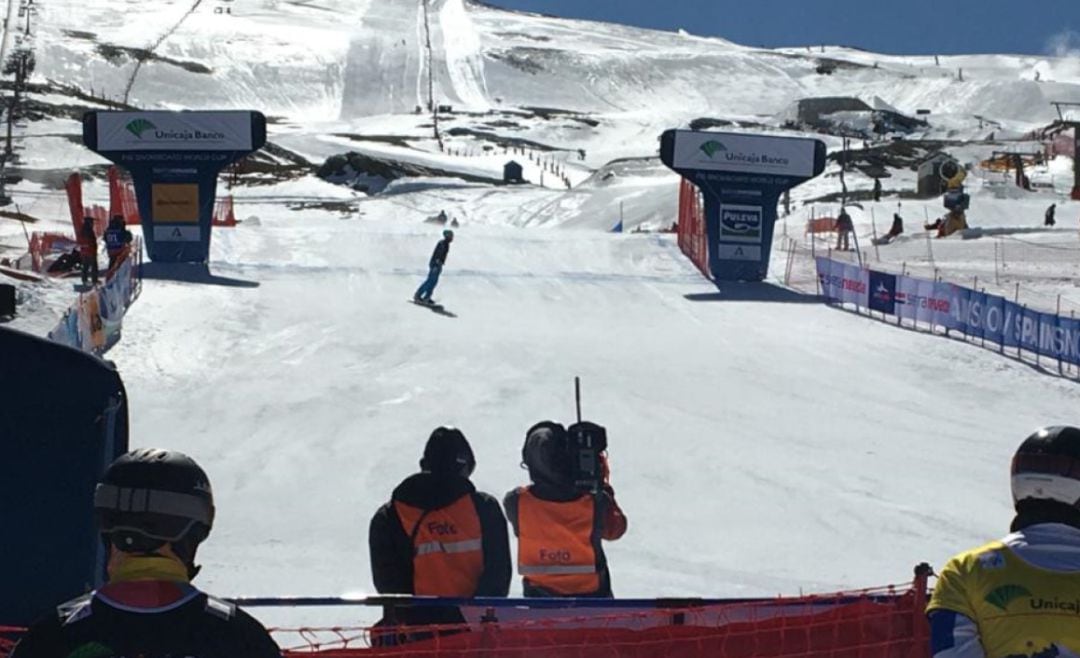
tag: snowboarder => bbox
[504,421,627,598]
[835,208,854,251]
[103,215,134,272]
[888,212,904,239]
[414,229,453,304]
[10,449,280,658]
[78,216,99,286]
[1045,203,1056,227]
[872,178,882,202]
[927,426,1080,658]
[47,248,81,275]
[369,428,510,630]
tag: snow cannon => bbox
[82,111,267,264]
[660,130,826,282]
[940,160,970,213]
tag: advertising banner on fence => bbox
[815,257,1080,367]
[816,258,868,307]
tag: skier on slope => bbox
[927,426,1080,658]
[11,449,280,658]
[504,421,627,598]
[414,229,453,304]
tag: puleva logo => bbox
[699,140,727,158]
[984,584,1032,611]
[125,118,156,139]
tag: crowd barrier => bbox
[262,573,928,658]
[677,179,709,279]
[817,257,1080,371]
[2,576,929,658]
[213,194,237,226]
[46,241,142,355]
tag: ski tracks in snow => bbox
[430,0,490,110]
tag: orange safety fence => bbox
[1,627,20,658]
[805,217,838,234]
[65,172,108,236]
[28,231,80,274]
[0,578,931,658]
[269,580,930,658]
[108,165,142,226]
[677,179,709,278]
[213,195,237,227]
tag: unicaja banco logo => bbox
[125,119,157,139]
[984,584,1032,611]
[699,140,727,158]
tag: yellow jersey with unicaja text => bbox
[928,539,1080,658]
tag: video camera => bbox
[566,420,607,493]
[567,377,609,494]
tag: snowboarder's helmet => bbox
[421,427,475,477]
[443,229,454,240]
[522,421,572,486]
[94,448,215,554]
[1011,426,1080,509]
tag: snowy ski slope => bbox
[108,206,1080,617]
[4,0,1080,627]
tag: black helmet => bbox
[1011,426,1080,509]
[522,421,572,486]
[94,448,215,559]
[420,427,475,478]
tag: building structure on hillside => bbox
[504,160,523,184]
[787,97,928,139]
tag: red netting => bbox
[677,179,709,278]
[272,583,928,658]
[0,583,929,658]
[1,626,23,658]
[213,195,236,227]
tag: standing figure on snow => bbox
[927,426,1080,658]
[79,216,99,287]
[104,215,134,272]
[10,449,280,658]
[414,229,453,304]
[835,208,854,251]
[872,177,882,202]
[369,428,510,632]
[504,421,627,598]
[1045,203,1056,227]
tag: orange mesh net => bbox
[0,582,929,658]
[272,582,928,658]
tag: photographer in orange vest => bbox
[369,427,511,611]
[504,421,627,598]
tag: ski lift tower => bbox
[1051,101,1080,200]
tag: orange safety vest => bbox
[393,495,484,597]
[516,487,599,595]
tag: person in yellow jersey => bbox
[928,426,1080,658]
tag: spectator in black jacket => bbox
[369,427,509,633]
[413,230,453,304]
[11,449,280,658]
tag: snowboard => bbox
[408,299,456,317]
